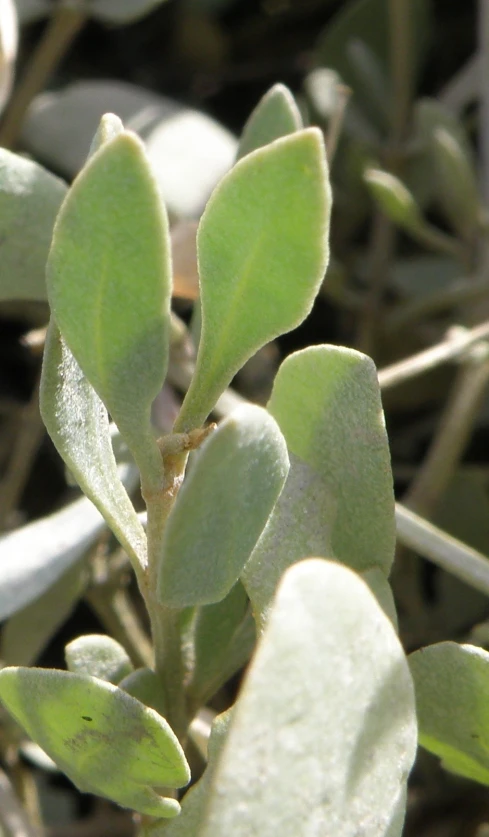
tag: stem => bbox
[396,503,489,599]
[378,319,489,389]
[388,0,412,148]
[0,3,87,149]
[357,212,396,355]
[143,450,189,742]
[403,350,489,516]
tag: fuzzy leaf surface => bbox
[0,149,66,301]
[41,323,146,570]
[237,83,303,160]
[176,129,331,431]
[243,346,395,626]
[65,635,133,684]
[200,560,417,837]
[0,667,190,817]
[46,131,171,486]
[158,405,289,607]
[410,642,489,785]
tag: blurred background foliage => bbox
[2,0,489,835]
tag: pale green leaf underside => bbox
[40,323,147,572]
[0,148,66,301]
[237,83,303,160]
[46,131,171,486]
[267,346,395,575]
[0,667,190,817]
[158,405,289,607]
[176,128,331,431]
[65,634,133,684]
[410,642,489,785]
[200,560,417,837]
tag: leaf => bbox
[243,346,395,627]
[0,495,105,621]
[41,323,147,572]
[409,642,489,785]
[364,169,422,232]
[0,668,190,816]
[65,635,133,684]
[1,561,88,667]
[46,131,172,489]
[158,404,289,607]
[119,668,167,717]
[176,129,331,431]
[432,127,480,239]
[22,81,237,219]
[187,583,256,706]
[199,559,417,837]
[237,83,303,160]
[0,149,66,301]
[88,0,169,23]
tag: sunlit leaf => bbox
[0,667,190,817]
[237,83,302,160]
[158,405,289,607]
[176,129,331,431]
[0,149,66,301]
[410,642,489,785]
[243,346,395,627]
[65,635,133,684]
[41,323,147,572]
[46,131,171,489]
[200,560,417,837]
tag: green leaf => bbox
[237,83,303,160]
[187,583,256,707]
[119,668,167,717]
[364,168,422,232]
[65,635,133,684]
[157,709,233,837]
[1,561,88,667]
[0,149,66,301]
[176,129,331,431]
[0,667,190,817]
[40,322,147,573]
[158,404,289,607]
[243,346,395,627]
[409,642,489,785]
[432,127,480,239]
[46,131,172,490]
[200,559,417,837]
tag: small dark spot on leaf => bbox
[81,716,93,722]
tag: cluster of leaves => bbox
[1,0,489,835]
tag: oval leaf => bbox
[200,559,417,837]
[0,149,66,301]
[41,323,147,573]
[158,404,289,607]
[237,83,303,160]
[46,131,171,489]
[65,635,133,684]
[243,346,396,627]
[0,667,190,817]
[176,128,331,431]
[410,642,489,785]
